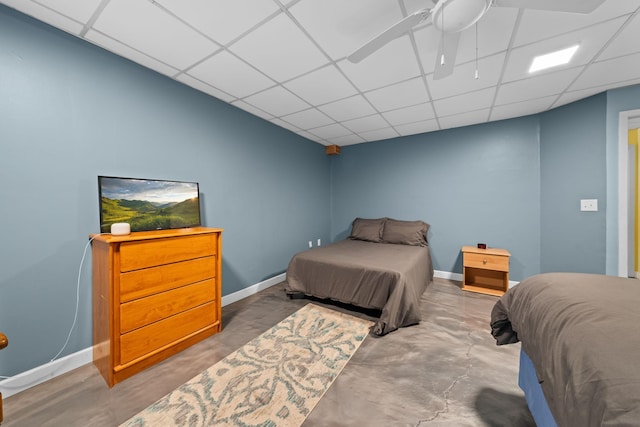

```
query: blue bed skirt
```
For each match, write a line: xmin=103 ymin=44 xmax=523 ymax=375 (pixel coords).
xmin=519 ymin=349 xmax=558 ymax=427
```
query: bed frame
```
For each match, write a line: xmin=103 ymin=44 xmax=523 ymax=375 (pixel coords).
xmin=519 ymin=350 xmax=557 ymax=427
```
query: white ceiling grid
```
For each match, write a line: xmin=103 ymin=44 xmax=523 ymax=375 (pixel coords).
xmin=2 ymin=0 xmax=640 ymax=146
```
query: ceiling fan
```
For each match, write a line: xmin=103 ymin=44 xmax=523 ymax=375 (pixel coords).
xmin=347 ymin=0 xmax=606 ymax=79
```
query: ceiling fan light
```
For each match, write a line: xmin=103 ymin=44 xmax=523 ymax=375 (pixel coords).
xmin=529 ymin=44 xmax=579 ymax=73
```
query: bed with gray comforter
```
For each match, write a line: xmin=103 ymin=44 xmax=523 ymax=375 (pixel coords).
xmin=490 ymin=272 xmax=640 ymax=426
xmin=285 ymin=218 xmax=434 ymax=336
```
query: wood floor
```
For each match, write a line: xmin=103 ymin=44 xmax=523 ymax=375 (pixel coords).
xmin=2 ymin=278 xmax=535 ymax=426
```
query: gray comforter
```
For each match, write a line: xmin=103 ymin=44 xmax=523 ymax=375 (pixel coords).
xmin=284 ymin=239 xmax=434 ymax=336
xmin=490 ymin=272 xmax=640 ymax=427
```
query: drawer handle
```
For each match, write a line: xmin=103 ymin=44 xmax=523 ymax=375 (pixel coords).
xmin=483 ymin=258 xmax=487 ymax=264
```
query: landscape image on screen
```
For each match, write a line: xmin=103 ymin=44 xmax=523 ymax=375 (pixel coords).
xmin=99 ymin=176 xmax=201 ymax=233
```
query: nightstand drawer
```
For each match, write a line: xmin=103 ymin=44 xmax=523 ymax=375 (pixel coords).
xmin=464 ymin=252 xmax=509 ymax=272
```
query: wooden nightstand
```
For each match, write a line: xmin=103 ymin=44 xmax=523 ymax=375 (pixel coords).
xmin=461 ymin=246 xmax=510 ymax=296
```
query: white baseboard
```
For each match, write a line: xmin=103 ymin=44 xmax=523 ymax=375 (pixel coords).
xmin=0 ymin=273 xmax=287 ymax=399
xmin=0 ymin=347 xmax=92 ymax=398
xmin=221 ymin=272 xmax=286 ymax=307
xmin=434 ymin=269 xmax=462 ymax=282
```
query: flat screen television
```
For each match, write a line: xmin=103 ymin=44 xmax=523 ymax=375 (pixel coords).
xmin=98 ymin=175 xmax=201 ymax=233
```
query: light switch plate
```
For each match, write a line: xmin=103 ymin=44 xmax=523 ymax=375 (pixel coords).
xmin=580 ymin=199 xmax=598 ymax=211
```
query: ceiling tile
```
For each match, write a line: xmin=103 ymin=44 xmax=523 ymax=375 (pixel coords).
xmin=439 ymin=109 xmax=491 ymax=130
xmin=552 ymin=86 xmax=606 ymax=108
xmin=337 ymin=37 xmax=421 ymax=91
xmin=242 ymin=86 xmax=310 ymax=117
xmin=85 ymin=30 xmax=180 ymax=77
xmin=231 ymin=100 xmax=274 ymax=121
xmin=365 ymin=77 xmax=429 ymax=112
xmin=395 ymin=119 xmax=440 ymax=137
xmin=36 ymin=0 xmax=102 ymax=22
xmin=187 ymin=50 xmax=274 ymax=98
xmin=403 ymin=0 xmax=428 ymax=13
xmin=155 ymin=0 xmax=279 ymax=45
xmin=308 ymin=123 xmax=352 ymax=139
xmin=359 ymin=127 xmax=400 ymax=142
xmin=382 ymin=103 xmax=435 ymax=126
xmin=342 ymin=114 xmax=389 ymax=133
xmin=455 ymin=7 xmax=519 ymax=64
xmin=281 ymin=108 xmax=335 ymax=130
xmin=598 ymin=13 xmax=640 ymax=61
xmin=327 ymin=134 xmax=366 ymax=146
xmin=495 ymin=68 xmax=582 ymax=105
xmin=414 ymin=7 xmax=517 ymax=74
xmin=296 ymin=130 xmax=324 ymax=143
xmin=570 ymin=52 xmax=640 ymax=91
xmin=555 ymin=78 xmax=640 ymax=108
xmin=289 ymin=0 xmax=404 ymax=60
xmin=269 ymin=118 xmax=301 ymax=133
xmin=317 ymin=95 xmax=376 ymax=122
xmin=92 ymin=0 xmax=219 ymax=69
xmin=490 ymin=95 xmax=557 ymax=121
xmin=284 ymin=65 xmax=357 ymax=105
xmin=434 ymin=87 xmax=496 ymax=117
xmin=230 ymin=12 xmax=328 ymax=82
xmin=427 ymin=52 xmax=505 ymax=100
xmin=175 ymin=73 xmax=236 ymax=103
xmin=502 ymin=17 xmax=627 ymax=83
xmin=513 ymin=1 xmax=640 ymax=47
xmin=2 ymin=0 xmax=84 ymax=34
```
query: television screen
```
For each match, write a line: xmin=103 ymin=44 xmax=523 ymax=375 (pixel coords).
xmin=98 ymin=176 xmax=201 ymax=233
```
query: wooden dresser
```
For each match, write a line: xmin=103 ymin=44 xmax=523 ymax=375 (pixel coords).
xmin=91 ymin=227 xmax=222 ymax=387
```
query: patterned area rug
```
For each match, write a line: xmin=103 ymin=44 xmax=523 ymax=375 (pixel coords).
xmin=121 ymin=304 xmax=373 ymax=427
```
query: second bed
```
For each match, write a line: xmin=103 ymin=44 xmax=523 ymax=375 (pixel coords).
xmin=284 ymin=218 xmax=434 ymax=336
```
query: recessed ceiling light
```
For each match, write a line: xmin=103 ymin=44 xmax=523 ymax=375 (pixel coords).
xmin=529 ymin=45 xmax=580 ymax=73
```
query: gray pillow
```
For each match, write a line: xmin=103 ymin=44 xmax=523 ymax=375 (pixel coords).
xmin=349 ymin=217 xmax=386 ymax=242
xmin=381 ymin=218 xmax=429 ymax=246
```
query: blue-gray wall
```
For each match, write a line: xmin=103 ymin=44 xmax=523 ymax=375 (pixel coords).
xmin=331 ymin=117 xmax=541 ymax=281
xmin=0 ymin=6 xmax=330 ymax=376
xmin=540 ymin=94 xmax=607 ymax=273
xmin=2 ymin=3 xmax=640 ymax=380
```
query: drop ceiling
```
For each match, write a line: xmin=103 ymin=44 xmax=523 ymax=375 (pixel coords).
xmin=3 ymin=0 xmax=640 ymax=146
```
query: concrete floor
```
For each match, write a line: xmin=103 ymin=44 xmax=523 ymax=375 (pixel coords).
xmin=2 ymin=278 xmax=535 ymax=426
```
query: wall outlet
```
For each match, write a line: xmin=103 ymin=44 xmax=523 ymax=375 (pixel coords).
xmin=580 ymin=199 xmax=598 ymax=212
xmin=308 ymin=241 xmax=313 ymax=248
xmin=317 ymin=238 xmax=321 ymax=246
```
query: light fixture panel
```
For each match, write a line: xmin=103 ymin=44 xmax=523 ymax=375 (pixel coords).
xmin=529 ymin=44 xmax=580 ymax=73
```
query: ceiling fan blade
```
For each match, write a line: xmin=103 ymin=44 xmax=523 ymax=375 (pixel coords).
xmin=493 ymin=0 xmax=605 ymax=14
xmin=433 ymin=31 xmax=460 ymax=80
xmin=348 ymin=8 xmax=431 ymax=63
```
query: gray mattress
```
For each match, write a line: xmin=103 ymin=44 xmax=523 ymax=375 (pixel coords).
xmin=284 ymin=239 xmax=434 ymax=336
xmin=490 ymin=272 xmax=640 ymax=427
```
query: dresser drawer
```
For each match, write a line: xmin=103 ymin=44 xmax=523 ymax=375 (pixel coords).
xmin=119 ymin=233 xmax=217 ymax=272
xmin=120 ymin=279 xmax=216 ymax=334
xmin=464 ymin=252 xmax=509 ymax=272
xmin=119 ymin=302 xmax=217 ymax=365
xmin=119 ymin=256 xmax=215 ymax=302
